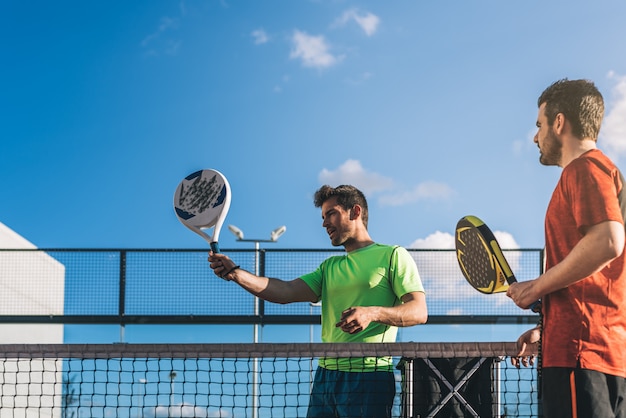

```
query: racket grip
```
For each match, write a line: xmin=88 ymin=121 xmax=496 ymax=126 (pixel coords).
xmin=210 ymin=242 xmax=220 ymax=253
xmin=528 ymin=300 xmax=542 ymax=313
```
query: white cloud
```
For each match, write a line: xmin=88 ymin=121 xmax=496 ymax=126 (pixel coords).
xmin=318 ymin=159 xmax=455 ymax=207
xmin=141 ymin=17 xmax=179 ymax=47
xmin=290 ymin=30 xmax=342 ymax=69
xmin=318 ymin=160 xmax=393 ymax=195
xmin=601 ymin=72 xmax=626 ymax=162
xmin=379 ymin=181 xmax=454 ymax=206
xmin=140 ymin=16 xmax=181 ymax=56
xmin=407 ymin=229 xmax=518 ymax=250
xmin=409 ymin=231 xmax=455 ymax=249
xmin=334 ymin=9 xmax=380 ymax=36
xmin=251 ymin=29 xmax=269 ymax=45
xmin=493 ymin=230 xmax=520 ymax=250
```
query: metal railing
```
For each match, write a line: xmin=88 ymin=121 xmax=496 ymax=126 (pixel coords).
xmin=0 ymin=248 xmax=543 ymax=326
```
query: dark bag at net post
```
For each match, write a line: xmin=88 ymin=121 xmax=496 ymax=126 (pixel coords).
xmin=399 ymin=356 xmax=496 ymax=418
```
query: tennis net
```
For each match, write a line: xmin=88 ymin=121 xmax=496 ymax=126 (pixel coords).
xmin=0 ymin=342 xmax=539 ymax=418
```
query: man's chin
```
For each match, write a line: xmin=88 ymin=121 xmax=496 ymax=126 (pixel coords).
xmin=330 ymin=238 xmax=343 ymax=247
xmin=539 ymin=155 xmax=558 ymax=166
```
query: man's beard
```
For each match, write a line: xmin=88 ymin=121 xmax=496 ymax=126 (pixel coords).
xmin=539 ymin=129 xmax=562 ymax=166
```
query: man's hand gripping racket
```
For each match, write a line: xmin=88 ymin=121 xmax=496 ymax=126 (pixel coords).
xmin=455 ymin=215 xmax=541 ymax=312
xmin=174 ymin=169 xmax=238 ymax=280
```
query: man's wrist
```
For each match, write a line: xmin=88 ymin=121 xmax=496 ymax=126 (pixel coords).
xmin=222 ymin=265 xmax=240 ymax=281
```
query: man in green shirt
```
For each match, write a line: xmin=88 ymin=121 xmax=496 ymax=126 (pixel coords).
xmin=209 ymin=184 xmax=428 ymax=417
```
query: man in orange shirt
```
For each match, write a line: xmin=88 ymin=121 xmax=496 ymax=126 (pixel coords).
xmin=507 ymin=79 xmax=626 ymax=417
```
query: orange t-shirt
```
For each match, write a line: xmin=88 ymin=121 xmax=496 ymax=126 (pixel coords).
xmin=542 ymin=149 xmax=626 ymax=377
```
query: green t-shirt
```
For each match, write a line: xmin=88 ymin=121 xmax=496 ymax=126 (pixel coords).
xmin=300 ymin=243 xmax=425 ymax=371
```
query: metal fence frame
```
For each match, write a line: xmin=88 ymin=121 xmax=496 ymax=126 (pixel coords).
xmin=0 ymin=248 xmax=544 ymax=326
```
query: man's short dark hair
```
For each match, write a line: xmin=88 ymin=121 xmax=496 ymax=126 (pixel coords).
xmin=313 ymin=185 xmax=369 ymax=228
xmin=538 ymin=78 xmax=604 ymax=141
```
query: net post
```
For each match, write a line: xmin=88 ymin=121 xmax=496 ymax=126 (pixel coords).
xmin=119 ymin=249 xmax=127 ymax=342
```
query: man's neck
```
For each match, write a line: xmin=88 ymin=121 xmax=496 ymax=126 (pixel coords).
xmin=343 ymin=237 xmax=375 ymax=253
xmin=560 ymin=138 xmax=597 ymax=168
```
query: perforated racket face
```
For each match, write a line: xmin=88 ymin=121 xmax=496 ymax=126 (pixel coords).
xmin=455 ymin=215 xmax=515 ymax=294
xmin=173 ymin=169 xmax=231 ymax=229
xmin=456 ymin=219 xmax=499 ymax=293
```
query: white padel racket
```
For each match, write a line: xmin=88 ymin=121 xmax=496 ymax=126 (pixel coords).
xmin=173 ymin=169 xmax=231 ymax=253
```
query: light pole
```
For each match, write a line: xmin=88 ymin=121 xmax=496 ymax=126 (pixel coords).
xmin=228 ymin=224 xmax=287 ymax=325
xmin=227 ymin=224 xmax=286 ymax=418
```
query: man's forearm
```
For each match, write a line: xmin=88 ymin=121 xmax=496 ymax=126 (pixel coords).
xmin=535 ymin=221 xmax=624 ymax=297
xmin=372 ymin=295 xmax=427 ymax=327
xmin=226 ymin=268 xmax=317 ymax=305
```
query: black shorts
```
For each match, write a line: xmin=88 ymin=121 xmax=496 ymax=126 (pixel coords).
xmin=542 ymin=367 xmax=626 ymax=418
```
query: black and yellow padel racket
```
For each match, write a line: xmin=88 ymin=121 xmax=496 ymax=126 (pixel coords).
xmin=455 ymin=215 xmax=540 ymax=312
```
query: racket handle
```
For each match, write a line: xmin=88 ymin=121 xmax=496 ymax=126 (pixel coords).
xmin=528 ymin=300 xmax=542 ymax=313
xmin=209 ymin=241 xmax=230 ymax=281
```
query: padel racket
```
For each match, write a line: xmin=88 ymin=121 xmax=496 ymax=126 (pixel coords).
xmin=173 ymin=169 xmax=231 ymax=254
xmin=455 ymin=215 xmax=541 ymax=312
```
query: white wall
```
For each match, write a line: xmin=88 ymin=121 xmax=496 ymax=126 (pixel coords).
xmin=0 ymin=222 xmax=65 ymax=417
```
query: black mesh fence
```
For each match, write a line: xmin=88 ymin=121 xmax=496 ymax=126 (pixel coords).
xmin=0 ymin=248 xmax=542 ymax=322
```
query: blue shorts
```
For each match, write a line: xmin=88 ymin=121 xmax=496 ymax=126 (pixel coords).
xmin=306 ymin=366 xmax=396 ymax=418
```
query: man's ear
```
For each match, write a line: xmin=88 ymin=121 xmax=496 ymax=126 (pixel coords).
xmin=553 ymin=112 xmax=566 ymax=135
xmin=350 ymin=205 xmax=361 ymax=220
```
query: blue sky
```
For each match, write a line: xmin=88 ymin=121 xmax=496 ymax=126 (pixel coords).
xmin=2 ymin=0 xmax=626 ymax=252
